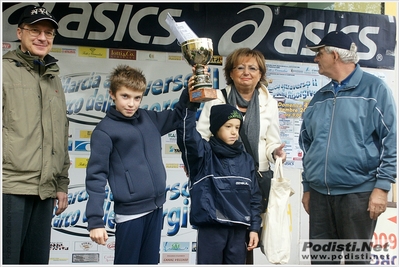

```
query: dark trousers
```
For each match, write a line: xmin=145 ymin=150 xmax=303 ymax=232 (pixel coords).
xmin=309 ymin=188 xmax=377 ymax=265
xmin=2 ymin=194 xmax=53 ymax=264
xmin=196 ymin=225 xmax=247 ymax=264
xmin=114 ymin=207 xmax=162 ymax=264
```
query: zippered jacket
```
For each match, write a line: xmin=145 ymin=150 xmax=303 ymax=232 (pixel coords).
xmin=85 ymin=101 xmax=184 ymax=231
xmin=196 ymin=84 xmax=281 ymax=172
xmin=2 ymin=48 xmax=70 ymax=199
xmin=177 ymin=90 xmax=262 ymax=232
xmin=299 ymin=64 xmax=397 ymax=195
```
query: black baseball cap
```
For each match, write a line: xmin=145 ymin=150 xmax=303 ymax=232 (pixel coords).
xmin=18 ymin=5 xmax=58 ymax=29
xmin=306 ymin=31 xmax=356 ymax=52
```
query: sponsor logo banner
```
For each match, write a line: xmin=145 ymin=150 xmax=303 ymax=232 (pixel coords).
xmin=2 ymin=3 xmax=396 ymax=69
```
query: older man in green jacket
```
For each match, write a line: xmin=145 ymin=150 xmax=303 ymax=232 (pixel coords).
xmin=2 ymin=5 xmax=70 ymax=264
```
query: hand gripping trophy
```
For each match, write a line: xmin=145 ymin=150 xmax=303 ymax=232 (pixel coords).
xmin=181 ymin=38 xmax=217 ymax=102
xmin=166 ymin=14 xmax=217 ymax=102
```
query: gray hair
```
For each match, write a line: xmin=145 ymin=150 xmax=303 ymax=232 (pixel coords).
xmin=324 ymin=45 xmax=359 ymax=64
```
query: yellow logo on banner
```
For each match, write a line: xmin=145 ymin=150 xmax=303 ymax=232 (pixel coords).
xmin=51 ymin=47 xmax=62 ymax=53
xmin=168 ymin=55 xmax=183 ymax=61
xmin=75 ymin=158 xmax=89 ymax=168
xmin=166 ymin=163 xmax=180 ymax=169
xmin=80 ymin=130 xmax=92 ymax=138
xmin=79 ymin=47 xmax=107 ymax=58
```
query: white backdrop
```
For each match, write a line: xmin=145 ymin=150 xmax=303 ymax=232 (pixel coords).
xmin=2 ymin=41 xmax=397 ymax=265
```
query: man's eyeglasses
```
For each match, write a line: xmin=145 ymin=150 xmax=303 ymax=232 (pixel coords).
xmin=233 ymin=65 xmax=259 ymax=73
xmin=20 ymin=28 xmax=56 ymax=39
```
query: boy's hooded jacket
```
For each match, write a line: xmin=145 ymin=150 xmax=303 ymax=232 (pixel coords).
xmin=176 ymin=90 xmax=262 ymax=232
xmin=85 ymin=100 xmax=184 ymax=231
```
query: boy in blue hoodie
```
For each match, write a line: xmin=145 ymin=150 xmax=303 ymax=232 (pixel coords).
xmin=176 ymin=93 xmax=262 ymax=264
xmin=85 ymin=65 xmax=185 ymax=264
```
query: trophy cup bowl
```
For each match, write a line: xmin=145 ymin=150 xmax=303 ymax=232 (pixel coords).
xmin=181 ymin=38 xmax=217 ymax=102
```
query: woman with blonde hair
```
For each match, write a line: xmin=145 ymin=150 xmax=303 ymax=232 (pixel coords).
xmin=192 ymin=47 xmax=286 ymax=263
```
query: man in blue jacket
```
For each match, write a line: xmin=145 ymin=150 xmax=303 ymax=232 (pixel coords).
xmin=299 ymin=31 xmax=396 ymax=264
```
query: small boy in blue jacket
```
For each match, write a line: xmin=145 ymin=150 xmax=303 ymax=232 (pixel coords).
xmin=85 ymin=65 xmax=186 ymax=264
xmin=176 ymin=90 xmax=262 ymax=264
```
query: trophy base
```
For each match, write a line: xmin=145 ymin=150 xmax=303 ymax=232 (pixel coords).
xmin=189 ymin=88 xmax=217 ymax=102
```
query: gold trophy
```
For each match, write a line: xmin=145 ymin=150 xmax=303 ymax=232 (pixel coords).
xmin=181 ymin=38 xmax=217 ymax=102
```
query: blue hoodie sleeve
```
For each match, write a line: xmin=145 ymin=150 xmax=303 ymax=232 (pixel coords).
xmin=85 ymin=128 xmax=112 ymax=230
xmin=175 ymin=89 xmax=206 ymax=179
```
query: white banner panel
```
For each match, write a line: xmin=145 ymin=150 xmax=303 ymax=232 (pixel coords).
xmin=2 ymin=41 xmax=396 ymax=265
